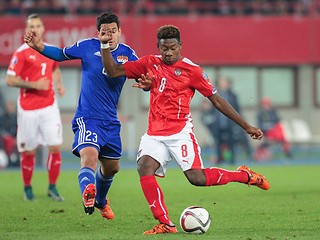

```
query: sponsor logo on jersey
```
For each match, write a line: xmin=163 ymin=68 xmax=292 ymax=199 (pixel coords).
xmin=29 ymin=55 xmax=36 ymax=60
xmin=175 ymin=68 xmax=182 ymax=76
xmin=153 ymin=64 xmax=159 ymax=70
xmin=117 ymin=55 xmax=129 ymax=63
xmin=94 ymin=51 xmax=101 ymax=57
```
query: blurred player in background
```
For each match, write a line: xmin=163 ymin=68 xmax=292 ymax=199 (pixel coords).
xmin=201 ymin=76 xmax=252 ymax=164
xmin=99 ymin=24 xmax=270 ymax=234
xmin=6 ymin=14 xmax=65 ymax=202
xmin=24 ymin=12 xmax=138 ymax=219
xmin=255 ymin=96 xmax=291 ymax=160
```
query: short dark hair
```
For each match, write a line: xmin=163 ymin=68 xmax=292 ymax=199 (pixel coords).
xmin=96 ymin=12 xmax=120 ymax=31
xmin=157 ymin=25 xmax=180 ymax=43
xmin=26 ymin=13 xmax=41 ymax=23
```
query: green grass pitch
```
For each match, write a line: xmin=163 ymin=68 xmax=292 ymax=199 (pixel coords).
xmin=1 ymin=165 xmax=320 ymax=240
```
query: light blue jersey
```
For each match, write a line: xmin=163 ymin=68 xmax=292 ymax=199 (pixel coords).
xmin=63 ymin=38 xmax=138 ymax=121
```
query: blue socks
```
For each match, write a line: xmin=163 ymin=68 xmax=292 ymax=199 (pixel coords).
xmin=95 ymin=167 xmax=114 ymax=207
xmin=78 ymin=167 xmax=95 ymax=194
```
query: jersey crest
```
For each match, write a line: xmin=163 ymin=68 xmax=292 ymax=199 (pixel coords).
xmin=117 ymin=55 xmax=129 ymax=63
xmin=175 ymin=68 xmax=182 ymax=76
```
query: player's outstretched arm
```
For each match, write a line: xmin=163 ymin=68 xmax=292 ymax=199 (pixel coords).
xmin=24 ymin=30 xmax=67 ymax=62
xmin=208 ymin=94 xmax=263 ymax=140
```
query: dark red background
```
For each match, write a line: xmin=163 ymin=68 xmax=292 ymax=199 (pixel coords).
xmin=0 ymin=15 xmax=319 ymax=66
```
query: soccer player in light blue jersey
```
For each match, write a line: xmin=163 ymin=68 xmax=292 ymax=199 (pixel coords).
xmin=24 ymin=12 xmax=139 ymax=219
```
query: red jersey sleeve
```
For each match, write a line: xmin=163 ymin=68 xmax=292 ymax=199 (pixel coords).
xmin=123 ymin=56 xmax=149 ymax=79
xmin=7 ymin=44 xmax=57 ymax=110
xmin=191 ymin=67 xmax=217 ymax=97
xmin=8 ymin=50 xmax=25 ymax=76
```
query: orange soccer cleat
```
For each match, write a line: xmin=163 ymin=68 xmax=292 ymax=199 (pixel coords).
xmin=82 ymin=183 xmax=96 ymax=215
xmin=95 ymin=198 xmax=114 ymax=220
xmin=237 ymin=165 xmax=270 ymax=190
xmin=143 ymin=223 xmax=178 ymax=235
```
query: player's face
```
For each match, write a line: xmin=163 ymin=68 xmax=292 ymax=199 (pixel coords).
xmin=158 ymin=38 xmax=182 ymax=65
xmin=26 ymin=18 xmax=45 ymax=40
xmin=98 ymin=23 xmax=121 ymax=50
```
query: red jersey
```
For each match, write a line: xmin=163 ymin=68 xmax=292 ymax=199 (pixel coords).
xmin=7 ymin=43 xmax=58 ymax=110
xmin=124 ymin=55 xmax=216 ymax=136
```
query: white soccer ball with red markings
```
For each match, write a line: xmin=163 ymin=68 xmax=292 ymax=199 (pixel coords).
xmin=180 ymin=206 xmax=211 ymax=234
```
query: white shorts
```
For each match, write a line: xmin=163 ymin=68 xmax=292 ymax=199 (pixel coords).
xmin=136 ymin=122 xmax=204 ymax=177
xmin=17 ymin=100 xmax=63 ymax=152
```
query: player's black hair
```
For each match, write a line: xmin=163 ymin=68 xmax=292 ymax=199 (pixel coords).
xmin=157 ymin=25 xmax=180 ymax=43
xmin=96 ymin=12 xmax=120 ymax=31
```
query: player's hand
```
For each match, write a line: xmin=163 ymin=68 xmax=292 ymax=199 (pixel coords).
xmin=24 ymin=30 xmax=43 ymax=51
xmin=33 ymin=77 xmax=50 ymax=90
xmin=56 ymin=84 xmax=65 ymax=97
xmin=98 ymin=28 xmax=113 ymax=44
xmin=132 ymin=73 xmax=154 ymax=91
xmin=246 ymin=126 xmax=263 ymax=140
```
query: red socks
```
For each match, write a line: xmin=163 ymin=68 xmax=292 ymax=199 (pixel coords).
xmin=21 ymin=152 xmax=61 ymax=186
xmin=204 ymin=167 xmax=249 ymax=186
xmin=140 ymin=175 xmax=171 ymax=225
xmin=139 ymin=169 xmax=248 ymax=225
xmin=47 ymin=152 xmax=61 ymax=185
xmin=21 ymin=152 xmax=35 ymax=186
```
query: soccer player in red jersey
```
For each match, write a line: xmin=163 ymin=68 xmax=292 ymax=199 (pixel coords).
xmin=99 ymin=25 xmax=270 ymax=234
xmin=6 ymin=14 xmax=65 ymax=201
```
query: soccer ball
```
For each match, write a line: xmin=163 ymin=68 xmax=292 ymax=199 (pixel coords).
xmin=179 ymin=206 xmax=211 ymax=234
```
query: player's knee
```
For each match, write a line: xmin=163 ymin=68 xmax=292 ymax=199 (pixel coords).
xmin=109 ymin=165 xmax=120 ymax=175
xmin=48 ymin=145 xmax=60 ymax=153
xmin=137 ymin=156 xmax=158 ymax=176
xmin=99 ymin=159 xmax=120 ymax=176
xmin=184 ymin=170 xmax=206 ymax=186
xmin=102 ymin=166 xmax=119 ymax=176
xmin=24 ymin=150 xmax=36 ymax=156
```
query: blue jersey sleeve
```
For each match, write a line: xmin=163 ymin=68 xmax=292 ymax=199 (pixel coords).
xmin=42 ymin=45 xmax=68 ymax=61
xmin=129 ymin=49 xmax=139 ymax=61
xmin=63 ymin=38 xmax=91 ymax=59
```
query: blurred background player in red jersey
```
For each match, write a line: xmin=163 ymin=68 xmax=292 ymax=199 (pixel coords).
xmin=255 ymin=96 xmax=291 ymax=160
xmin=6 ymin=14 xmax=65 ymax=201
xmin=98 ymin=24 xmax=270 ymax=234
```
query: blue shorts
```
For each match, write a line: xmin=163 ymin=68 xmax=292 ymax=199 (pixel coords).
xmin=72 ymin=117 xmax=122 ymax=159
